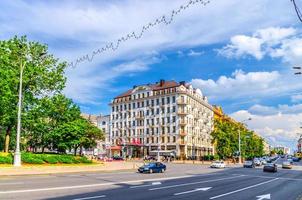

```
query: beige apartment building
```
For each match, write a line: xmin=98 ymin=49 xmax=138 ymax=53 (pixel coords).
xmin=109 ymin=80 xmax=214 ymax=159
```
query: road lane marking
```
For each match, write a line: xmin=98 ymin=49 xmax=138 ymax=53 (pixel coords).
xmin=130 ymin=182 xmax=162 ymax=188
xmin=149 ymin=175 xmax=245 ymax=191
xmin=256 ymin=194 xmax=271 ymax=200
xmin=0 ymin=173 xmax=222 ymax=194
xmin=209 ymin=178 xmax=279 ymax=199
xmin=174 ymin=187 xmax=211 ymax=196
xmin=0 ymin=182 xmax=24 ymax=186
xmin=73 ymin=195 xmax=106 ymax=200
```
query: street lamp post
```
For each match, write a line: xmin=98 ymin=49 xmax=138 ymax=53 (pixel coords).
xmin=238 ymin=118 xmax=252 ymax=164
xmin=13 ymin=52 xmax=46 ymax=167
xmin=13 ymin=60 xmax=26 ymax=167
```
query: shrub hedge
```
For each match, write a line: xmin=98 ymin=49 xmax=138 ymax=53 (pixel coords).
xmin=0 ymin=152 xmax=92 ymax=164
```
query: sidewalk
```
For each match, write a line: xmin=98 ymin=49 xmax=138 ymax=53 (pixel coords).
xmin=0 ymin=161 xmax=142 ymax=176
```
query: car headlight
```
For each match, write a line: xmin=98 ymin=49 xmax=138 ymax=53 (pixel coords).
xmin=144 ymin=168 xmax=149 ymax=170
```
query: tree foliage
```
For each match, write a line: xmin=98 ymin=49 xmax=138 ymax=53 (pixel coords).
xmin=0 ymin=36 xmax=104 ymax=154
xmin=212 ymin=118 xmax=264 ymax=160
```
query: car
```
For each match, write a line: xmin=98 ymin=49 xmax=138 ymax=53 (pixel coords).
xmin=261 ymin=159 xmax=267 ymax=165
xmin=138 ymin=162 xmax=166 ymax=173
xmin=287 ymin=158 xmax=294 ymax=164
xmin=254 ymin=159 xmax=261 ymax=166
xmin=112 ymin=156 xmax=124 ymax=161
xmin=282 ymin=161 xmax=292 ymax=169
xmin=263 ymin=163 xmax=277 ymax=172
xmin=243 ymin=160 xmax=255 ymax=168
xmin=281 ymin=155 xmax=285 ymax=158
xmin=210 ymin=161 xmax=225 ymax=168
xmin=292 ymin=157 xmax=300 ymax=162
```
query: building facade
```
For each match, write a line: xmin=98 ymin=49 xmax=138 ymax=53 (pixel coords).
xmin=298 ymin=135 xmax=302 ymax=153
xmin=109 ymin=80 xmax=214 ymax=159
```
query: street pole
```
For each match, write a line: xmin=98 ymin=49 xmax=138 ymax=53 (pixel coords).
xmin=14 ymin=61 xmax=26 ymax=167
xmin=238 ymin=128 xmax=241 ymax=164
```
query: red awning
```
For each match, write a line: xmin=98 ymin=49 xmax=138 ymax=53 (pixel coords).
xmin=109 ymin=146 xmax=122 ymax=150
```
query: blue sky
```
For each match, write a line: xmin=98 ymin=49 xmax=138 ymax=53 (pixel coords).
xmin=1 ymin=0 xmax=302 ymax=150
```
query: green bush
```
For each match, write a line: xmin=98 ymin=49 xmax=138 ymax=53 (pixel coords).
xmin=56 ymin=155 xmax=76 ymax=164
xmin=0 ymin=155 xmax=13 ymax=164
xmin=0 ymin=152 xmax=93 ymax=165
xmin=21 ymin=153 xmax=44 ymax=164
xmin=77 ymin=156 xmax=92 ymax=163
xmin=42 ymin=156 xmax=59 ymax=164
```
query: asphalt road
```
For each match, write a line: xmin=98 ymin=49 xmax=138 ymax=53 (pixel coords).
xmin=0 ymin=160 xmax=302 ymax=200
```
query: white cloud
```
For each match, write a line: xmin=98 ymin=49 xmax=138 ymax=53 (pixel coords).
xmin=218 ymin=27 xmax=302 ymax=66
xmin=230 ymin=109 xmax=301 ymax=150
xmin=191 ymin=69 xmax=302 ymax=102
xmin=218 ymin=35 xmax=263 ymax=59
xmin=0 ymin=0 xmax=297 ymax=106
xmin=291 ymin=94 xmax=302 ymax=103
xmin=248 ymin=104 xmax=302 ymax=116
xmin=187 ymin=49 xmax=204 ymax=57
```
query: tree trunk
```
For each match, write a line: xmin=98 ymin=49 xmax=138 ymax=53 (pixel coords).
xmin=4 ymin=127 xmax=11 ymax=153
xmin=74 ymin=146 xmax=78 ymax=156
xmin=79 ymin=146 xmax=83 ymax=156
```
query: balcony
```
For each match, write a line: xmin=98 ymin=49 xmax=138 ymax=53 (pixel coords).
xmin=179 ymin=120 xmax=187 ymax=126
xmin=177 ymin=110 xmax=188 ymax=115
xmin=177 ymin=100 xmax=188 ymax=105
xmin=135 ymin=115 xmax=145 ymax=120
xmin=179 ymin=131 xmax=187 ymax=136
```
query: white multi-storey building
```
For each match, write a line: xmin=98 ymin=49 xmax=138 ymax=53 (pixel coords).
xmin=109 ymin=80 xmax=214 ymax=159
xmin=298 ymin=135 xmax=302 ymax=153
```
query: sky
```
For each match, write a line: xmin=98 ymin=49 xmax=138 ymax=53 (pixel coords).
xmin=1 ymin=0 xmax=302 ymax=151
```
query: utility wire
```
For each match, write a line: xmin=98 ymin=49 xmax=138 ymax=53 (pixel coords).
xmin=68 ymin=0 xmax=211 ymax=68
xmin=292 ymin=0 xmax=302 ymax=22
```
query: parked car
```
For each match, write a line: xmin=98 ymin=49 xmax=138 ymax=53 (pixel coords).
xmin=287 ymin=158 xmax=294 ymax=164
xmin=112 ymin=156 xmax=124 ymax=161
xmin=243 ymin=160 xmax=255 ymax=168
xmin=254 ymin=159 xmax=261 ymax=166
xmin=143 ymin=156 xmax=156 ymax=161
xmin=263 ymin=163 xmax=277 ymax=172
xmin=138 ymin=162 xmax=166 ymax=173
xmin=292 ymin=157 xmax=300 ymax=162
xmin=210 ymin=161 xmax=225 ymax=168
xmin=282 ymin=161 xmax=292 ymax=169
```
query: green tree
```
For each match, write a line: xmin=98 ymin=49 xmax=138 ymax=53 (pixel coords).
xmin=49 ymin=118 xmax=103 ymax=155
xmin=24 ymin=94 xmax=81 ymax=152
xmin=0 ymin=36 xmax=66 ymax=152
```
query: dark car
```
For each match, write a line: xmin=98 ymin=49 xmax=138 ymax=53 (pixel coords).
xmin=112 ymin=156 xmax=124 ymax=160
xmin=243 ymin=160 xmax=255 ymax=168
xmin=292 ymin=157 xmax=300 ymax=162
xmin=138 ymin=162 xmax=166 ymax=173
xmin=263 ymin=163 xmax=277 ymax=172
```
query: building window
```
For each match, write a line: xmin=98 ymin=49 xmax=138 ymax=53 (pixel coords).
xmin=156 ymin=98 xmax=159 ymax=105
xmin=167 ymin=107 xmax=170 ymax=113
xmin=172 ymin=116 xmax=176 ymax=123
xmin=133 ymin=103 xmax=136 ymax=109
xmin=167 ymin=97 xmax=170 ymax=104
xmin=173 ymin=126 xmax=176 ymax=133
xmin=172 ymin=96 xmax=176 ymax=103
xmin=172 ymin=106 xmax=176 ymax=112
xmin=151 ymin=100 xmax=154 ymax=106
xmin=162 ymin=98 xmax=165 ymax=105
xmin=112 ymin=107 xmax=115 ymax=112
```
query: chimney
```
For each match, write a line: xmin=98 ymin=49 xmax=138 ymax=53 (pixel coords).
xmin=160 ymin=79 xmax=165 ymax=86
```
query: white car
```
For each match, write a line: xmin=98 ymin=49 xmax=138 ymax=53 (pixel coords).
xmin=210 ymin=161 xmax=225 ymax=168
